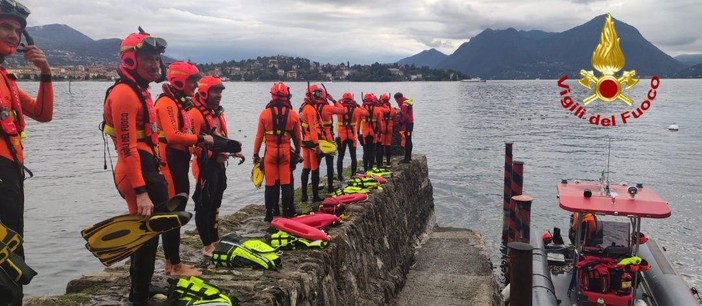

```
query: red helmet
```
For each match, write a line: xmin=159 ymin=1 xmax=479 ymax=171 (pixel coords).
xmin=363 ymin=93 xmax=378 ymax=104
xmin=167 ymin=61 xmax=201 ymax=92
xmin=542 ymin=232 xmax=552 ymax=244
xmin=119 ymin=27 xmax=167 ymax=82
xmin=0 ymin=0 xmax=30 ymax=29
xmin=197 ymin=76 xmax=225 ymax=100
xmin=379 ymin=93 xmax=390 ymax=102
xmin=342 ymin=92 xmax=354 ymax=101
xmin=270 ymin=82 xmax=291 ymax=100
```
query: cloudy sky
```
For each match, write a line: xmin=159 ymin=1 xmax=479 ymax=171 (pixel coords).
xmin=23 ymin=0 xmax=702 ymax=64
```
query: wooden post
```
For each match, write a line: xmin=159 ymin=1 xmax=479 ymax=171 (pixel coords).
xmin=502 ymin=143 xmax=513 ymax=245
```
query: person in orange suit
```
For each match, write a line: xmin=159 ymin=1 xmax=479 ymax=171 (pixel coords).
xmin=101 ymin=28 xmax=168 ymax=305
xmin=376 ymin=93 xmax=396 ymax=167
xmin=335 ymin=92 xmax=368 ymax=180
xmin=253 ymin=82 xmax=302 ymax=220
xmin=359 ymin=93 xmax=388 ymax=172
xmin=313 ymin=87 xmax=345 ymax=192
xmin=298 ymin=84 xmax=323 ymax=202
xmin=154 ymin=61 xmax=210 ymax=276
xmin=0 ymin=2 xmax=53 ymax=303
xmin=190 ymin=75 xmax=241 ymax=255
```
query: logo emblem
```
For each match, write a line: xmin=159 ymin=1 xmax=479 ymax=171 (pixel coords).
xmin=578 ymin=14 xmax=638 ymax=106
xmin=556 ymin=13 xmax=660 ymax=127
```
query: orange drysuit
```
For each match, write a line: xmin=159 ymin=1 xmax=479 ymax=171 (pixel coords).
xmin=376 ymin=103 xmax=396 ymax=146
xmin=335 ymin=101 xmax=368 ymax=147
xmin=253 ymin=104 xmax=301 ymax=186
xmin=299 ymin=100 xmax=320 ymax=170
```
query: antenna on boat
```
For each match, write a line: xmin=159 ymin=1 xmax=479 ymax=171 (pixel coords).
xmin=604 ymin=137 xmax=612 ymax=196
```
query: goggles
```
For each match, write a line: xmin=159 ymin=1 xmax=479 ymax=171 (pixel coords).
xmin=311 ymin=90 xmax=324 ymax=99
xmin=141 ymin=36 xmax=167 ymax=53
xmin=0 ymin=0 xmax=30 ymax=18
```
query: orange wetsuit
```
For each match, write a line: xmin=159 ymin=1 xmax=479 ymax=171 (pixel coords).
xmin=0 ymin=68 xmax=53 ymax=256
xmin=103 ymin=81 xmax=166 ymax=214
xmin=155 ymin=91 xmax=199 ymax=198
xmin=299 ymin=100 xmax=320 ymax=171
xmin=0 ymin=69 xmax=53 ymax=164
xmin=314 ymin=102 xmax=345 ymax=141
xmin=253 ymin=104 xmax=301 ymax=186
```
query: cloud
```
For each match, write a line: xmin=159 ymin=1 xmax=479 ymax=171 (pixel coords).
xmin=20 ymin=0 xmax=702 ymax=63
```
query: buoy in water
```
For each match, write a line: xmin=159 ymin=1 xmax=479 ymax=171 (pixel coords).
xmin=668 ymin=124 xmax=679 ymax=131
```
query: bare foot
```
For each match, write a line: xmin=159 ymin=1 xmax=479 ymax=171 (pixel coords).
xmin=202 ymin=244 xmax=215 ymax=257
xmin=169 ymin=263 xmax=202 ymax=277
xmin=164 ymin=260 xmax=173 ymax=274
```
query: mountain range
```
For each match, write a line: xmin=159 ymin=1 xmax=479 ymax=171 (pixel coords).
xmin=3 ymin=21 xmax=700 ymax=80
xmin=5 ymin=24 xmax=174 ymax=67
xmin=398 ymin=15 xmax=699 ymax=79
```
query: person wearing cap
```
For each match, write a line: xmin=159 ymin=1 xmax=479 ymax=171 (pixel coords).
xmin=253 ymin=82 xmax=302 ymax=220
xmin=101 ymin=27 xmax=168 ymax=304
xmin=189 ymin=76 xmax=241 ymax=255
xmin=0 ymin=0 xmax=53 ymax=303
xmin=154 ymin=61 xmax=211 ymax=276
xmin=394 ymin=92 xmax=414 ymax=163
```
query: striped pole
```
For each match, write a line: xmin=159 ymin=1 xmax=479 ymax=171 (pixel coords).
xmin=513 ymin=195 xmax=533 ymax=243
xmin=502 ymin=143 xmax=513 ymax=245
xmin=509 ymin=161 xmax=524 ymax=243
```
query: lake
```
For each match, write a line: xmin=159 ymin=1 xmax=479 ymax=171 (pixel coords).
xmin=17 ymin=79 xmax=702 ymax=297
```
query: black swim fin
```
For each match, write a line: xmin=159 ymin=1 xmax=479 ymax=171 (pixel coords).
xmin=210 ymin=133 xmax=242 ymax=154
xmin=81 ymin=212 xmax=192 ymax=266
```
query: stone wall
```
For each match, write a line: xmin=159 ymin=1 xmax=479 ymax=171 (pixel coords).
xmin=27 ymin=155 xmax=435 ymax=305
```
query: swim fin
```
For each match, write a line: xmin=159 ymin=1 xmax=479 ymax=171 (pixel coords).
xmin=0 ymin=250 xmax=37 ymax=285
xmin=319 ymin=140 xmax=337 ymax=155
xmin=211 ymin=133 xmax=242 ymax=154
xmin=81 ymin=211 xmax=192 ymax=266
xmin=0 ymin=223 xmax=22 ymax=265
xmin=251 ymin=162 xmax=264 ymax=190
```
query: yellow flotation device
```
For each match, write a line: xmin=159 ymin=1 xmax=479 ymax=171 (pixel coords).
xmin=251 ymin=162 xmax=264 ymax=189
xmin=319 ymin=139 xmax=337 ymax=155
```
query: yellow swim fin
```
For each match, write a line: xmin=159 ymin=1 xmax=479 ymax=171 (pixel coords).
xmin=319 ymin=140 xmax=337 ymax=155
xmin=251 ymin=162 xmax=264 ymax=189
xmin=81 ymin=211 xmax=192 ymax=266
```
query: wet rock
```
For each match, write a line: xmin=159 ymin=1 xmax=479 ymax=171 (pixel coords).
xmin=28 ymin=156 xmax=439 ymax=305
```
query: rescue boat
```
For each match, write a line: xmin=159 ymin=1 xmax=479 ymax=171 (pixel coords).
xmin=524 ymin=180 xmax=700 ymax=306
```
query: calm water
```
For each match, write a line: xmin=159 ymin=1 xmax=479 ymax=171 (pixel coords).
xmin=17 ymin=79 xmax=702 ymax=297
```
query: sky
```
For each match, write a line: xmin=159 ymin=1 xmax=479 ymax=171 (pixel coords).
xmin=23 ymin=0 xmax=702 ymax=64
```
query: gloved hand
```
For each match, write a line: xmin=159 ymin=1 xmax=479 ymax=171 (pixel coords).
xmin=253 ymin=154 xmax=261 ymax=164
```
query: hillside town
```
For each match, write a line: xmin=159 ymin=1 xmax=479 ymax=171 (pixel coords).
xmin=7 ymin=55 xmax=467 ymax=82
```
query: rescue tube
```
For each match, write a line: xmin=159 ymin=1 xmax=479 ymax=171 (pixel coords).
xmin=352 ymin=173 xmax=387 ymax=184
xmin=323 ymin=193 xmax=369 ymax=205
xmin=271 ymin=218 xmax=330 ymax=242
xmin=293 ymin=213 xmax=340 ymax=229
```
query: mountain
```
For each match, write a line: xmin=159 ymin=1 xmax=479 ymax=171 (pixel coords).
xmin=676 ymin=63 xmax=702 ymax=78
xmin=6 ymin=24 xmax=174 ymax=66
xmin=431 ymin=15 xmax=685 ymax=79
xmin=674 ymin=54 xmax=702 ymax=66
xmin=397 ymin=48 xmax=448 ymax=68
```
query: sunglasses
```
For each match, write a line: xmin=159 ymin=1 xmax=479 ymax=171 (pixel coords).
xmin=1 ymin=0 xmax=30 ymax=18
